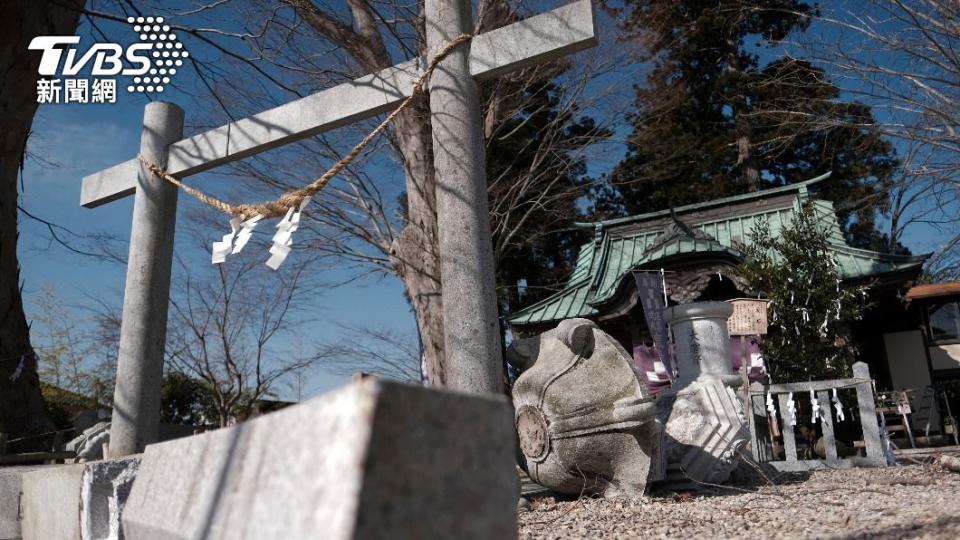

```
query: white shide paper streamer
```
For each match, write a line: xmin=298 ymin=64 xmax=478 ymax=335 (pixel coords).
xmin=266 ymin=196 xmax=311 ymax=270
xmin=810 ymin=388 xmax=820 ymax=423
xmin=211 ymin=217 xmax=241 ymax=264
xmin=832 ymin=387 xmax=845 ymax=422
xmin=786 ymin=392 xmax=797 ymax=426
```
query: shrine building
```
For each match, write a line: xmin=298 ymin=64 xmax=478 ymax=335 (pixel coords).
xmin=508 ymin=174 xmax=932 ymax=399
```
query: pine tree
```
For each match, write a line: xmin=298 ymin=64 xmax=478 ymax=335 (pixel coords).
xmin=738 ymin=204 xmax=868 ymax=382
xmin=601 ymin=0 xmax=898 ymax=247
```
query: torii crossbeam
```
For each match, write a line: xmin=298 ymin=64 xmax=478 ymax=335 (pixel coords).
xmin=82 ymin=0 xmax=597 ymax=207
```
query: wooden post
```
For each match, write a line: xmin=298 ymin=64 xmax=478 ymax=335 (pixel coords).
xmin=49 ymin=431 xmax=65 ymax=464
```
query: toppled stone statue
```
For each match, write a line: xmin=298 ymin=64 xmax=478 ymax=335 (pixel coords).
xmin=508 ymin=318 xmax=659 ymax=497
xmin=67 ymin=421 xmax=111 ymax=463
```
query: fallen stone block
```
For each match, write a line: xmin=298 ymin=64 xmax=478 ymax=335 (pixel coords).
xmin=122 ymin=379 xmax=519 ymax=539
xmin=20 ymin=457 xmax=140 ymax=540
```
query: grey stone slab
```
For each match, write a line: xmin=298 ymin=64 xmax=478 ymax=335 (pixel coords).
xmin=777 ymin=393 xmax=799 ymax=462
xmin=817 ymin=390 xmax=840 ymax=462
xmin=21 ymin=464 xmax=83 ymax=540
xmin=468 ymin=0 xmax=596 ymax=79
xmin=659 ymin=302 xmax=748 ymax=487
xmin=766 ymin=456 xmax=887 ymax=472
xmin=19 ymin=458 xmax=140 ymax=540
xmin=80 ymin=0 xmax=598 ymax=208
xmin=664 ymin=302 xmax=739 ymax=389
xmin=755 ymin=377 xmax=866 ymax=394
xmin=122 ymin=379 xmax=518 ymax=540
xmin=0 ymin=466 xmax=44 ymax=540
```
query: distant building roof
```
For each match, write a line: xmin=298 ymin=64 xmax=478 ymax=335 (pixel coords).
xmin=906 ymin=281 xmax=960 ymax=301
xmin=510 ymin=174 xmax=929 ymax=326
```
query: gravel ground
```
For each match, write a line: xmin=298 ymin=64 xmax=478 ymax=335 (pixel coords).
xmin=519 ymin=464 xmax=960 ymax=539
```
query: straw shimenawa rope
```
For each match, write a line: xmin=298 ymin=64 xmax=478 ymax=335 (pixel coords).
xmin=139 ymin=33 xmax=473 ymax=221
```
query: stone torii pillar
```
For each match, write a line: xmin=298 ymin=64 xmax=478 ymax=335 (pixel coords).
xmin=109 ymin=102 xmax=183 ymax=456
xmin=426 ymin=0 xmax=500 ymax=393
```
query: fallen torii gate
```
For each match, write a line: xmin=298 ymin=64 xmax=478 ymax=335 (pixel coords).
xmin=83 ymin=0 xmax=597 ymax=457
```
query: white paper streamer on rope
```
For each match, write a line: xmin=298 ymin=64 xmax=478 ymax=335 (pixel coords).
xmin=232 ymin=214 xmax=263 ymax=255
xmin=786 ymin=392 xmax=797 ymax=426
xmin=810 ymin=388 xmax=821 ymax=423
xmin=266 ymin=196 xmax=311 ymax=270
xmin=8 ymin=355 xmax=24 ymax=382
xmin=211 ymin=217 xmax=242 ymax=264
xmin=766 ymin=392 xmax=776 ymax=416
xmin=832 ymin=387 xmax=845 ymax=422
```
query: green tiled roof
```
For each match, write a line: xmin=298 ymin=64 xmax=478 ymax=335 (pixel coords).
xmin=510 ymin=175 xmax=930 ymax=326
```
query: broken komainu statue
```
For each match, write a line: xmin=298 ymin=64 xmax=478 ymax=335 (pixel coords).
xmin=508 ymin=318 xmax=659 ymax=497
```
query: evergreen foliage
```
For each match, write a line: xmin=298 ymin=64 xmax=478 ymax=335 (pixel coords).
xmin=738 ymin=204 xmax=869 ymax=382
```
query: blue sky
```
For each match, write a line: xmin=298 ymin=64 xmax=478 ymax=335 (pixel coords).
xmin=17 ymin=1 xmax=956 ymax=402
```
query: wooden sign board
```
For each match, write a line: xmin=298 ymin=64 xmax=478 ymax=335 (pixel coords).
xmin=727 ymin=298 xmax=769 ymax=336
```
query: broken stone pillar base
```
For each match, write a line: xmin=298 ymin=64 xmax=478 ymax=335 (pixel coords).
xmin=660 ymin=302 xmax=748 ymax=487
xmin=657 ymin=380 xmax=748 ymax=486
xmin=20 ymin=457 xmax=140 ymax=540
xmin=123 ymin=379 xmax=519 ymax=539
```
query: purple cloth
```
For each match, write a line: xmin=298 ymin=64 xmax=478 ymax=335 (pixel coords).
xmin=729 ymin=335 xmax=769 ymax=385
xmin=633 ymin=342 xmax=672 ymax=394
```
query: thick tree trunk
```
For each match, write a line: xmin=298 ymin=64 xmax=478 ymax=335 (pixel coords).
xmin=0 ymin=0 xmax=84 ymax=448
xmin=388 ymin=102 xmax=446 ymax=385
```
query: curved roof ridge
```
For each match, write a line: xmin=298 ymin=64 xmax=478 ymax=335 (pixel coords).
xmin=572 ymin=172 xmax=832 ymax=230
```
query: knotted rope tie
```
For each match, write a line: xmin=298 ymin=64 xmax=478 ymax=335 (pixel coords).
xmin=139 ymin=33 xmax=474 ymax=221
